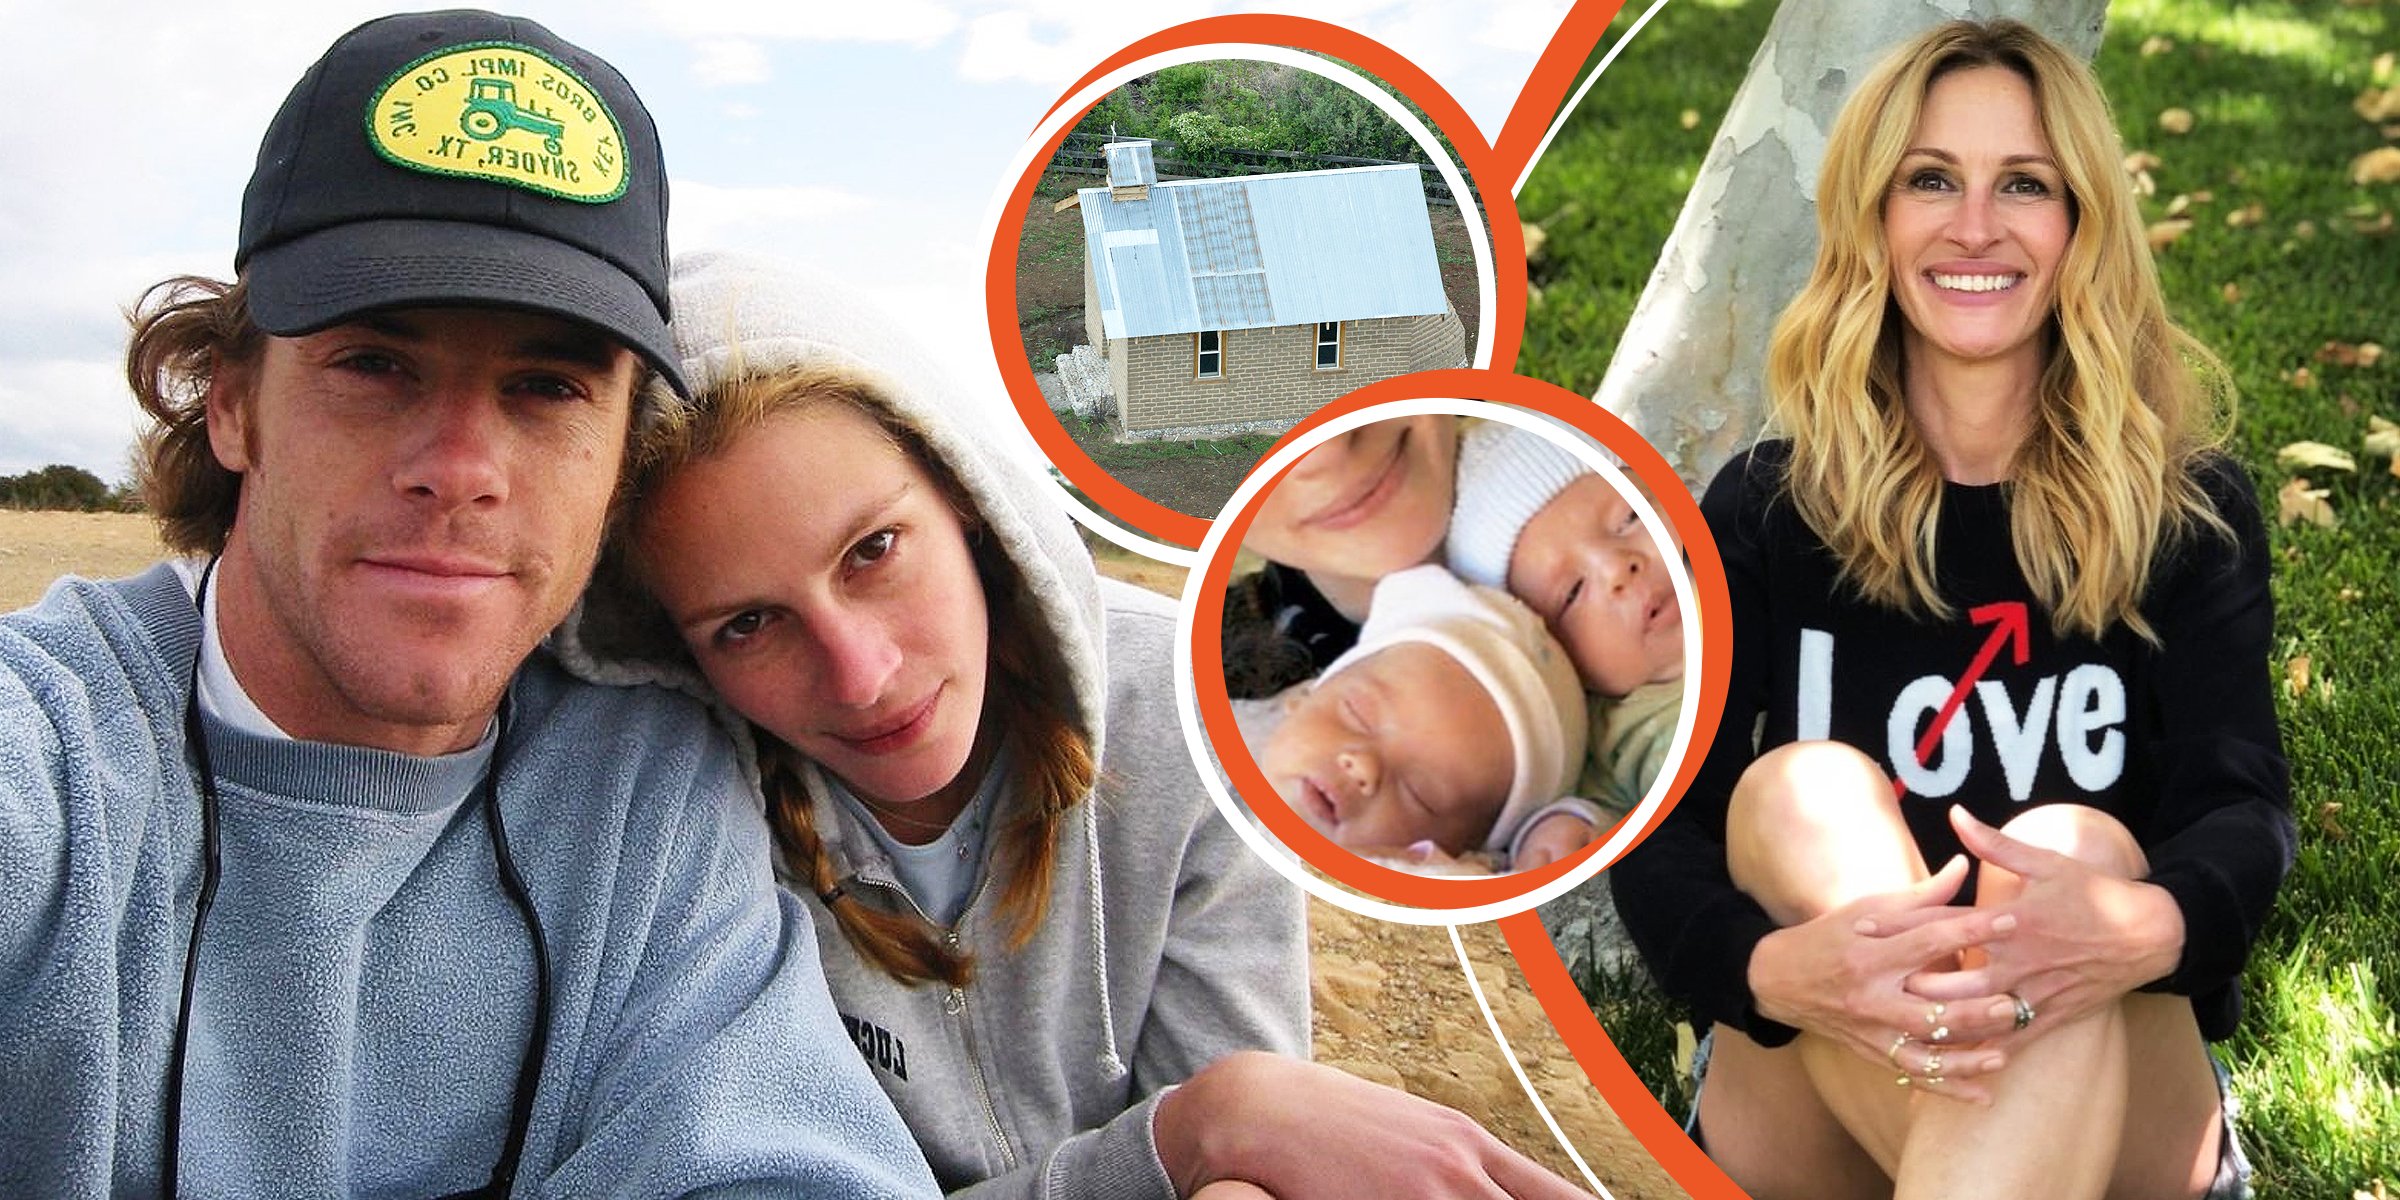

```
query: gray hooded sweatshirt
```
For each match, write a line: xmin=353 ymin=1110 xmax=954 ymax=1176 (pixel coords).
xmin=557 ymin=252 xmax=1310 ymax=1200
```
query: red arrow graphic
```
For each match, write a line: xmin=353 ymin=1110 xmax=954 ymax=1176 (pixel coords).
xmin=1892 ymin=601 xmax=2031 ymax=799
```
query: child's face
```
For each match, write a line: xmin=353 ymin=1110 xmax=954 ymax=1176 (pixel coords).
xmin=1508 ymin=475 xmax=1685 ymax=697
xmin=1259 ymin=642 xmax=1513 ymax=855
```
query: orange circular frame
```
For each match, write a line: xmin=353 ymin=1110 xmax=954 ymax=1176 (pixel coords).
xmin=1188 ymin=369 xmax=1730 ymax=911
xmin=984 ymin=16 xmax=1527 ymax=550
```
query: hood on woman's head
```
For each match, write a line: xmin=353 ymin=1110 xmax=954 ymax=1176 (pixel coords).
xmin=552 ymin=251 xmax=1107 ymax=754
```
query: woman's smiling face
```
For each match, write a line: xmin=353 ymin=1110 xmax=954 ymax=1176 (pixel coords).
xmin=1242 ymin=416 xmax=1458 ymax=588
xmin=1882 ymin=65 xmax=2073 ymax=376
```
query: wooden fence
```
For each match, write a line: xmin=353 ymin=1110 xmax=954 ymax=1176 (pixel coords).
xmin=1047 ymin=133 xmax=1476 ymax=207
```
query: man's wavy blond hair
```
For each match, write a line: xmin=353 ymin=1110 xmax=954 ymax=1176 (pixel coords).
xmin=1765 ymin=18 xmax=2234 ymax=643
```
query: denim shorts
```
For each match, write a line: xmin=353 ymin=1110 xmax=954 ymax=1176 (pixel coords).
xmin=1682 ymin=1029 xmax=2254 ymax=1199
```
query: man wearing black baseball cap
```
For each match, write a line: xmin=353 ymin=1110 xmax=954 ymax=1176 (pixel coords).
xmin=0 ymin=11 xmax=938 ymax=1197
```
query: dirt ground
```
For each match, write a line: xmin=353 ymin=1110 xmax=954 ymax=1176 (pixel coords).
xmin=0 ymin=511 xmax=1682 ymax=1200
xmin=1013 ymin=172 xmax=1488 ymax=525
xmin=1056 ymin=414 xmax=1277 ymax=521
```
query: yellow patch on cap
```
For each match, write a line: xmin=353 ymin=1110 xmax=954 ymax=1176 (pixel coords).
xmin=367 ymin=41 xmax=628 ymax=203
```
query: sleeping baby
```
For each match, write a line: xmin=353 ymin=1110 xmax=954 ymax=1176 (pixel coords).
xmin=1254 ymin=564 xmax=1597 ymax=872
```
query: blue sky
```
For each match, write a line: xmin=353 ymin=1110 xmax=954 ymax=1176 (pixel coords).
xmin=0 ymin=0 xmax=1568 ymax=485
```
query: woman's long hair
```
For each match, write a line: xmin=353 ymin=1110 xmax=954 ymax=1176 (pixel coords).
xmin=1766 ymin=18 xmax=2233 ymax=643
xmin=621 ymin=366 xmax=1097 ymax=987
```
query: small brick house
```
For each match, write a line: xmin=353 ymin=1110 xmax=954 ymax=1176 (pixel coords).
xmin=1072 ymin=140 xmax=1466 ymax=433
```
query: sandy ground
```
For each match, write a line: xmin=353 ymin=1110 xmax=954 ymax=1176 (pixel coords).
xmin=0 ymin=510 xmax=1682 ymax=1200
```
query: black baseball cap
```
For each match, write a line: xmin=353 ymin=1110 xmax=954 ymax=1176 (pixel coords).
xmin=236 ymin=9 xmax=686 ymax=396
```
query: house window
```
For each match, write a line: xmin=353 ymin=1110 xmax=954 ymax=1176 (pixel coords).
xmin=1196 ymin=330 xmax=1222 ymax=379
xmin=1314 ymin=322 xmax=1342 ymax=369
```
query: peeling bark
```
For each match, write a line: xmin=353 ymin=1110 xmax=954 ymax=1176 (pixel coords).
xmin=1595 ymin=0 xmax=2108 ymax=494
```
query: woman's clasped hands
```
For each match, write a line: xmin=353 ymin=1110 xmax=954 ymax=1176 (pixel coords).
xmin=1746 ymin=853 xmax=2023 ymax=1103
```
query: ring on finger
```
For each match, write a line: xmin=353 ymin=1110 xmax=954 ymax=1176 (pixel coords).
xmin=1925 ymin=1002 xmax=1945 ymax=1029
xmin=1922 ymin=1050 xmax=1945 ymax=1079
xmin=2010 ymin=991 xmax=2036 ymax=1031
xmin=1893 ymin=1073 xmax=1912 ymax=1088
xmin=1887 ymin=1032 xmax=1913 ymax=1067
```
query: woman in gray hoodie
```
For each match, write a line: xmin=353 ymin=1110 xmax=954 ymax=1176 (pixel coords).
xmin=563 ymin=254 xmax=1587 ymax=1200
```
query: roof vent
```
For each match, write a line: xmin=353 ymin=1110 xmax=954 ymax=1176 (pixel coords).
xmin=1105 ymin=140 xmax=1156 ymax=200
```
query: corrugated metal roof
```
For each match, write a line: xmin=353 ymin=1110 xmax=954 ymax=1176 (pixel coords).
xmin=1104 ymin=140 xmax=1158 ymax=188
xmin=1078 ymin=164 xmax=1447 ymax=340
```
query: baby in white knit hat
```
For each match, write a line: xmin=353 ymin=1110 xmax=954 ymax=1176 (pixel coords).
xmin=1445 ymin=421 xmax=1686 ymax=817
xmin=1255 ymin=564 xmax=1600 ymax=871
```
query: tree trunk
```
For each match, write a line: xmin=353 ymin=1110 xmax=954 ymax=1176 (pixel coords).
xmin=1594 ymin=0 xmax=2109 ymax=495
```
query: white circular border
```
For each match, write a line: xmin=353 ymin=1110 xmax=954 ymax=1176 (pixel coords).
xmin=1174 ymin=397 xmax=1704 ymax=926
xmin=980 ymin=42 xmax=1501 ymax=566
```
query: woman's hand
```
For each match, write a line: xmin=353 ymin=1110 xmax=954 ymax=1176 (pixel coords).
xmin=1153 ymin=1051 xmax=1592 ymax=1199
xmin=1904 ymin=808 xmax=2186 ymax=1054
xmin=1746 ymin=855 xmax=2018 ymax=1101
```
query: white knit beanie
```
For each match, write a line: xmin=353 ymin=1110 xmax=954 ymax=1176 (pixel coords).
xmin=1321 ymin=565 xmax=1588 ymax=851
xmin=1444 ymin=420 xmax=1596 ymax=590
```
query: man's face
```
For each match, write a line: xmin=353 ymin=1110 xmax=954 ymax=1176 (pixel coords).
xmin=207 ymin=306 xmax=637 ymax=755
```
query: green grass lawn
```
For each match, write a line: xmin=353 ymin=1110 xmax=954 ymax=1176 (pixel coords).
xmin=1522 ymin=2 xmax=2400 ymax=1194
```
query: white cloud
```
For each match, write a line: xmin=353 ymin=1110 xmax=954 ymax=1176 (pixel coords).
xmin=0 ymin=361 xmax=147 ymax=484
xmin=690 ymin=39 xmax=774 ymax=87
xmin=1474 ymin=0 xmax=1575 ymax=55
xmin=640 ymin=0 xmax=964 ymax=44
xmin=668 ymin=181 xmax=878 ymax=256
xmin=956 ymin=4 xmax=1212 ymax=87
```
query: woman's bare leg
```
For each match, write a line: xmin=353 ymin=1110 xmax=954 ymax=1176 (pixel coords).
xmin=1896 ymin=805 xmax=2221 ymax=1200
xmin=1704 ymin=741 xmax=1920 ymax=1198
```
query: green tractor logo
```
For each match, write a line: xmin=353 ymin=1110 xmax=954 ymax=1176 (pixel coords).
xmin=460 ymin=78 xmax=565 ymax=154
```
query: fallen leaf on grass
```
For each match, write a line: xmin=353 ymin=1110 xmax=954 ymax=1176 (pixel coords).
xmin=2295 ymin=219 xmax=2318 ymax=239
xmin=2380 ymin=52 xmax=2398 ymax=82
xmin=2358 ymin=210 xmax=2395 ymax=235
xmin=2220 ymin=282 xmax=2242 ymax=303
xmin=2317 ymin=341 xmax=2387 ymax=368
xmin=2278 ymin=477 xmax=2337 ymax=527
xmin=2354 ymin=146 xmax=2400 ymax=185
xmin=1680 ymin=108 xmax=1700 ymax=130
xmin=2159 ymin=108 xmax=2195 ymax=135
xmin=2124 ymin=150 xmax=2162 ymax=174
xmin=2279 ymin=441 xmax=2355 ymax=471
xmin=2226 ymin=203 xmax=2266 ymax=228
xmin=2148 ymin=218 xmax=2193 ymax=249
xmin=2166 ymin=193 xmax=2191 ymax=218
xmin=2317 ymin=802 xmax=2346 ymax=840
xmin=2141 ymin=35 xmax=2175 ymax=57
xmin=2286 ymin=367 xmax=2319 ymax=390
xmin=1522 ymin=221 xmax=1547 ymax=265
xmin=2370 ymin=416 xmax=2400 ymax=459
xmin=2286 ymin=654 xmax=2311 ymax=697
xmin=2131 ymin=169 xmax=2157 ymax=198
xmin=2338 ymin=586 xmax=2362 ymax=602
xmin=2189 ymin=189 xmax=2213 ymax=204
xmin=2359 ymin=86 xmax=2400 ymax=124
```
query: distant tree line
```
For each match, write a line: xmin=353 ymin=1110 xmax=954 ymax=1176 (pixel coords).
xmin=0 ymin=465 xmax=138 ymax=512
xmin=1069 ymin=59 xmax=1459 ymax=175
